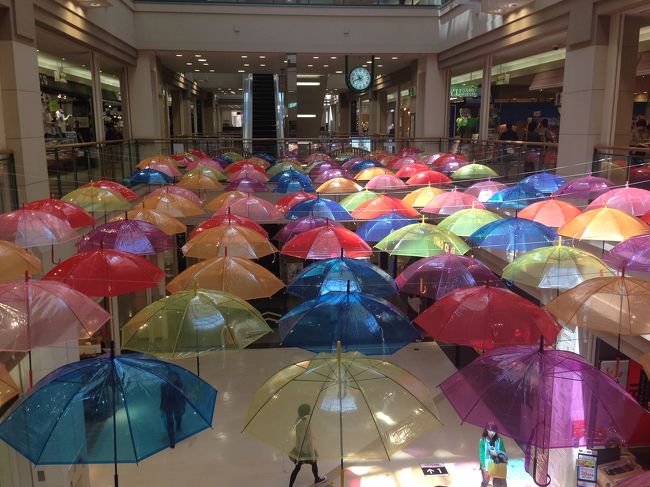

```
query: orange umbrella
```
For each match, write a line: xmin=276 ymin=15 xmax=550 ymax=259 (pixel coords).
xmin=0 ymin=364 xmax=19 ymax=408
xmin=137 ymin=193 xmax=204 ymax=218
xmin=351 ymin=195 xmax=420 ymax=220
xmin=355 ymin=167 xmax=394 ymax=181
xmin=402 ymin=186 xmax=445 ymax=208
xmin=519 ymin=199 xmax=582 ymax=228
xmin=558 ymin=207 xmax=650 ymax=242
xmin=316 ymin=178 xmax=362 ymax=194
xmin=111 ymin=209 xmax=186 ymax=235
xmin=166 ymin=255 xmax=285 ymax=300
xmin=0 ymin=240 xmax=42 ymax=282
xmin=178 ymin=173 xmax=225 ymax=191
xmin=205 ymin=191 xmax=248 ymax=211
xmin=136 ymin=155 xmax=178 ymax=169
xmin=182 ymin=224 xmax=278 ymax=259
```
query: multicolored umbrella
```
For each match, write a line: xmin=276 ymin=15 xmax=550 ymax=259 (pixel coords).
xmin=365 ymin=174 xmax=407 ymax=191
xmin=0 ymin=209 xmax=78 ymax=248
xmin=286 ymin=197 xmax=352 ymax=221
xmin=422 ymin=191 xmax=484 ymax=216
xmin=111 ymin=208 xmax=186 ymax=235
xmin=356 ymin=213 xmax=417 ymax=242
xmin=77 ymin=220 xmax=176 ymax=255
xmin=558 ymin=207 xmax=650 ymax=242
xmin=24 ymin=198 xmax=95 ymax=228
xmin=405 ymin=170 xmax=452 ymax=186
xmin=182 ymin=225 xmax=278 ymax=259
xmin=602 ymin=234 xmax=650 ymax=272
xmin=273 ymin=217 xmax=342 ymax=243
xmin=464 ymin=180 xmax=507 ymax=203
xmin=518 ymin=198 xmax=582 ymax=227
xmin=316 ymin=177 xmax=362 ymax=194
xmin=281 ymin=223 xmax=372 ymax=259
xmin=468 ymin=218 xmax=557 ymax=252
xmin=339 ymin=190 xmax=379 ymax=211
xmin=450 ymin=163 xmax=498 ymax=181
xmin=62 ymin=186 xmax=130 ymax=213
xmin=437 ymin=207 xmax=502 ymax=237
xmin=275 ymin=191 xmax=317 ymax=213
xmin=81 ymin=180 xmax=138 ymax=202
xmin=553 ymin=175 xmax=615 ymax=200
xmin=351 ymin=195 xmax=419 ymax=220
xmin=214 ymin=194 xmax=283 ymax=221
xmin=190 ymin=213 xmax=268 ymax=239
xmin=520 ymin=172 xmax=566 ymax=194
xmin=204 ymin=191 xmax=248 ymax=211
xmin=138 ymin=193 xmax=204 ymax=218
xmin=149 ymin=185 xmax=202 ymax=205
xmin=586 ymin=185 xmax=650 ymax=216
xmin=485 ymin=184 xmax=546 ymax=210
xmin=402 ymin=185 xmax=445 ymax=208
xmin=124 ymin=168 xmax=172 ymax=186
xmin=375 ymin=221 xmax=470 ymax=257
xmin=0 ymin=240 xmax=42 ymax=282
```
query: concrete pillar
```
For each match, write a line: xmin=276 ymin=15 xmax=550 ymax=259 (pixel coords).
xmin=90 ymin=51 xmax=105 ymax=142
xmin=181 ymin=95 xmax=192 ymax=135
xmin=415 ymin=54 xmax=450 ymax=138
xmin=479 ymin=55 xmax=492 ymax=140
xmin=378 ymin=91 xmax=388 ymax=136
xmin=202 ymin=95 xmax=215 ymax=135
xmin=296 ymin=76 xmax=326 ymax=138
xmin=338 ymin=93 xmax=350 ymax=134
xmin=171 ymin=88 xmax=183 ymax=136
xmin=368 ymin=91 xmax=378 ymax=135
xmin=125 ymin=51 xmax=162 ymax=138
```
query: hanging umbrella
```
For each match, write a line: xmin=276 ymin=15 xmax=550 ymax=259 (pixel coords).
xmin=122 ymin=289 xmax=271 ymax=357
xmin=451 ymin=163 xmax=498 ymax=181
xmin=170 ymin=153 xmax=191 ymax=166
xmin=223 ymin=151 xmax=245 ymax=163
xmin=396 ymin=253 xmax=503 ymax=300
xmin=341 ymin=156 xmax=363 ymax=169
xmin=275 ymin=191 xmax=317 ymax=214
xmin=214 ymin=194 xmax=283 ymax=221
xmin=287 ymin=257 xmax=397 ymax=298
xmin=82 ymin=180 xmax=138 ymax=202
xmin=432 ymin=153 xmax=465 ymax=168
xmin=280 ymin=292 xmax=420 ymax=354
xmin=375 ymin=221 xmax=470 ymax=257
xmin=0 ymin=240 xmax=42 ymax=282
xmin=520 ymin=172 xmax=566 ymax=194
xmin=137 ymin=193 xmax=204 ymax=218
xmin=139 ymin=161 xmax=182 ymax=178
xmin=365 ymin=174 xmax=407 ymax=191
xmin=415 ymin=285 xmax=561 ymax=349
xmin=286 ymin=197 xmax=352 ymax=221
xmin=316 ymin=178 xmax=362 ymax=194
xmin=190 ymin=213 xmax=268 ymax=239
xmin=339 ymin=190 xmax=379 ymax=212
xmin=184 ymin=165 xmax=226 ymax=181
xmin=420 ymin=152 xmax=447 ymax=165
xmin=518 ymin=198 xmax=582 ymax=227
xmin=354 ymin=167 xmax=393 ymax=181
xmin=602 ymin=234 xmax=650 ymax=272
xmin=351 ymin=195 xmax=420 ymax=220
xmin=553 ymin=175 xmax=615 ymax=199
xmin=395 ymin=163 xmax=429 ymax=179
xmin=282 ymin=224 xmax=372 ymax=259
xmin=437 ymin=158 xmax=469 ymax=174
xmin=110 ymin=208 xmax=186 ymax=235
xmin=204 ymin=191 xmax=248 ymax=211
xmin=186 ymin=158 xmax=224 ymax=172
xmin=273 ymin=217 xmax=343 ymax=243
xmin=464 ymin=180 xmax=507 ymax=203
xmin=485 ymin=183 xmax=546 ymax=210
xmin=267 ymin=162 xmax=304 ymax=177
xmin=402 ymin=185 xmax=445 ymax=208
xmin=558 ymin=207 xmax=650 ymax=242
xmin=225 ymin=177 xmax=267 ymax=193
xmin=437 ymin=207 xmax=502 ymax=237
xmin=314 ymin=168 xmax=349 ymax=183
xmin=228 ymin=169 xmax=269 ymax=183
xmin=62 ymin=186 xmax=130 ymax=213
xmin=386 ymin=156 xmax=415 ymax=169
xmin=182 ymin=224 xmax=278 ymax=259
xmin=349 ymin=160 xmax=382 ymax=175
xmin=224 ymin=161 xmax=265 ymax=174
xmin=0 ymin=364 xmax=18 ymax=408
xmin=274 ymin=178 xmax=316 ymax=194
xmin=503 ymin=240 xmax=614 ymax=290
xmin=124 ymin=168 xmax=173 ymax=186
xmin=618 ymin=472 xmax=650 ymax=487
xmin=77 ymin=220 xmax=176 ymax=255
xmin=422 ymin=191 xmax=484 ymax=216
xmin=179 ymin=169 xmax=225 ymax=191
xmin=269 ymin=169 xmax=311 ymax=185
xmin=356 ymin=213 xmax=417 ymax=242
xmin=166 ymin=256 xmax=284 ymax=299
xmin=22 ymin=199 xmax=95 ymax=229
xmin=0 ymin=209 xmax=78 ymax=248
xmin=439 ymin=344 xmax=645 ymax=450
xmin=136 ymin=155 xmax=178 ymax=169
xmin=586 ymin=185 xmax=650 ymax=216
xmin=149 ymin=185 xmax=202 ymax=206
xmin=406 ymin=170 xmax=452 ymax=186
xmin=467 ymin=217 xmax=557 ymax=252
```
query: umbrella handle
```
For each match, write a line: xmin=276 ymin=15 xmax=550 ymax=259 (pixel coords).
xmin=51 ymin=245 xmax=61 ymax=265
xmin=534 ymin=474 xmax=551 ymax=486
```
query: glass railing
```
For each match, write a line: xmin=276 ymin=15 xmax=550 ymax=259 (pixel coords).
xmin=0 ymin=151 xmax=19 ymax=212
xmin=134 ymin=0 xmax=447 ymax=6
xmin=593 ymin=144 xmax=650 ymax=187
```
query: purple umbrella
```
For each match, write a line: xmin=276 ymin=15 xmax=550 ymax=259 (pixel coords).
xmin=310 ymin=162 xmax=340 ymax=176
xmin=314 ymin=169 xmax=349 ymax=183
xmin=395 ymin=254 xmax=503 ymax=300
xmin=439 ymin=344 xmax=645 ymax=450
xmin=602 ymin=234 xmax=650 ymax=272
xmin=273 ymin=217 xmax=343 ymax=243
xmin=553 ymin=175 xmax=615 ymax=200
xmin=438 ymin=159 xmax=469 ymax=174
xmin=225 ymin=178 xmax=268 ymax=193
xmin=464 ymin=180 xmax=507 ymax=203
xmin=76 ymin=220 xmax=176 ymax=255
xmin=618 ymin=471 xmax=650 ymax=487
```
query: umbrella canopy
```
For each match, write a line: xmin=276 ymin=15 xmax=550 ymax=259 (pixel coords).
xmin=553 ymin=175 xmax=615 ymax=199
xmin=228 ymin=169 xmax=269 ymax=183
xmin=349 ymin=160 xmax=382 ymax=175
xmin=406 ymin=170 xmax=452 ymax=186
xmin=275 ymin=191 xmax=317 ymax=214
xmin=314 ymin=168 xmax=349 ymax=183
xmin=422 ymin=191 xmax=484 ymax=216
xmin=110 ymin=209 xmax=186 ymax=235
xmin=339 ymin=190 xmax=379 ymax=211
xmin=439 ymin=345 xmax=645 ymax=449
xmin=136 ymin=155 xmax=178 ymax=169
xmin=0 ymin=279 xmax=111 ymax=352
xmin=24 ymin=199 xmax=95 ymax=228
xmin=602 ymin=234 xmax=650 ymax=272
xmin=182 ymin=224 xmax=278 ymax=259
xmin=81 ymin=180 xmax=138 ymax=202
xmin=138 ymin=193 xmax=204 ymax=218
xmin=395 ymin=163 xmax=429 ymax=179
xmin=396 ymin=254 xmax=503 ymax=300
xmin=451 ymin=163 xmax=498 ymax=180
xmin=354 ymin=167 xmax=393 ymax=181
xmin=149 ymin=185 xmax=202 ymax=205
xmin=365 ymin=174 xmax=407 ymax=191
xmin=286 ymin=197 xmax=352 ymax=221
xmin=179 ymin=170 xmax=225 ymax=191
xmin=225 ymin=160 xmax=266 ymax=174
xmin=269 ymin=169 xmax=311 ymax=185
xmin=185 ymin=159 xmax=224 ymax=172
xmin=62 ymin=186 xmax=130 ymax=213
xmin=204 ymin=191 xmax=248 ymax=211
xmin=124 ymin=168 xmax=173 ymax=186
xmin=77 ymin=220 xmax=176 ymax=255
xmin=266 ymin=161 xmax=304 ymax=176
xmin=225 ymin=178 xmax=267 ymax=193
xmin=0 ymin=354 xmax=217 ymax=463
xmin=280 ymin=292 xmax=419 ymax=354
xmin=415 ymin=286 xmax=561 ymax=349
xmin=486 ymin=183 xmax=546 ymax=210
xmin=618 ymin=472 xmax=650 ymax=487
xmin=287 ymin=257 xmax=397 ymax=298
xmin=468 ymin=217 xmax=557 ymax=252
xmin=518 ymin=198 xmax=582 ymax=227
xmin=273 ymin=178 xmax=316 ymax=194
xmin=190 ymin=213 xmax=268 ymax=239
xmin=356 ymin=213 xmax=417 ymax=242
xmin=437 ymin=158 xmax=469 ymax=174
xmin=503 ymin=241 xmax=614 ymax=290
xmin=419 ymin=152 xmax=446 ymax=165
xmin=558 ymin=207 xmax=650 ymax=242
xmin=351 ymin=195 xmax=420 ymax=220
xmin=432 ymin=153 xmax=465 ymax=168
xmin=0 ymin=364 xmax=18 ymax=408
xmin=0 ymin=209 xmax=78 ymax=248
xmin=0 ymin=240 xmax=42 ymax=282
xmin=402 ymin=186 xmax=445 ymax=208
xmin=520 ymin=172 xmax=566 ymax=194
xmin=586 ymin=186 xmax=650 ymax=216
xmin=242 ymin=350 xmax=440 ymax=462
xmin=139 ymin=161 xmax=182 ymax=178
xmin=386 ymin=156 xmax=415 ymax=169
xmin=44 ymin=249 xmax=165 ymax=297
xmin=437 ymin=207 xmax=502 ymax=237
xmin=184 ymin=165 xmax=226 ymax=181
xmin=214 ymin=194 xmax=283 ymax=221
xmin=166 ymin=256 xmax=284 ymax=299
xmin=222 ymin=151 xmax=245 ymax=163
xmin=282 ymin=224 xmax=372 ymax=259
xmin=316 ymin=178 xmax=362 ymax=194
xmin=122 ymin=289 xmax=271 ymax=357
xmin=375 ymin=222 xmax=470 ymax=257
xmin=273 ymin=217 xmax=342 ymax=243
xmin=545 ymin=276 xmax=650 ymax=335
xmin=464 ymin=180 xmax=507 ymax=203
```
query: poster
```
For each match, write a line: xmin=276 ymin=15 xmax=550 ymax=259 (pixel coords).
xmin=577 ymin=453 xmax=597 ymax=486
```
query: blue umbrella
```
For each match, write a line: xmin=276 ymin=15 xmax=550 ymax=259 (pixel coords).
xmin=287 ymin=256 xmax=397 ymax=299
xmin=485 ymin=184 xmax=546 ymax=210
xmin=349 ymin=159 xmax=383 ymax=175
xmin=273 ymin=178 xmax=315 ymax=194
xmin=356 ymin=213 xmax=418 ymax=242
xmin=467 ymin=217 xmax=557 ymax=252
xmin=279 ymin=291 xmax=420 ymax=354
xmin=253 ymin=152 xmax=275 ymax=164
xmin=124 ymin=168 xmax=172 ymax=186
xmin=269 ymin=169 xmax=311 ymax=185
xmin=520 ymin=172 xmax=566 ymax=194
xmin=286 ymin=197 xmax=352 ymax=221
xmin=0 ymin=352 xmax=216 ymax=485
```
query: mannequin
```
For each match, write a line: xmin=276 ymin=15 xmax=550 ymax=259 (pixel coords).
xmin=55 ymin=108 xmax=71 ymax=135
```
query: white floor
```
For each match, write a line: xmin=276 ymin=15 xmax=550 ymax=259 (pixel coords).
xmin=84 ymin=343 xmax=536 ymax=487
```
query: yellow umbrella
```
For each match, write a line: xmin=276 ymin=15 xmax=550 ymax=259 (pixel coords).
xmin=316 ymin=178 xmax=362 ymax=194
xmin=62 ymin=186 xmax=130 ymax=213
xmin=245 ymin=156 xmax=271 ymax=170
xmin=558 ymin=207 xmax=650 ymax=242
xmin=110 ymin=209 xmax=186 ymax=235
xmin=182 ymin=225 xmax=278 ymax=259
xmin=167 ymin=255 xmax=285 ymax=300
xmin=0 ymin=240 xmax=42 ymax=282
xmin=402 ymin=186 xmax=445 ymax=208
xmin=355 ymin=167 xmax=393 ymax=181
xmin=204 ymin=191 xmax=248 ymax=211
xmin=178 ymin=167 xmax=226 ymax=191
xmin=136 ymin=193 xmax=204 ymax=218
xmin=136 ymin=155 xmax=178 ymax=169
xmin=0 ymin=364 xmax=19 ymax=407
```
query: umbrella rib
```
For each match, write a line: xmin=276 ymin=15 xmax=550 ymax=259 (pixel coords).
xmin=113 ymin=361 xmax=140 ymax=462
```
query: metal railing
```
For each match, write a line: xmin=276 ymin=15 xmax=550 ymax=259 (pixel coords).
xmin=0 ymin=152 xmax=19 ymax=212
xmin=593 ymin=144 xmax=650 ymax=187
xmin=134 ymin=0 xmax=448 ymax=7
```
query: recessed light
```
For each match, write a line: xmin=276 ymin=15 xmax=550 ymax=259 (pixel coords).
xmin=203 ymin=63 xmax=209 ymax=66
xmin=313 ymin=56 xmax=319 ymax=59
xmin=392 ymin=56 xmax=398 ymax=60
xmin=259 ymin=55 xmax=266 ymax=59
xmin=241 ymin=55 xmax=248 ymax=58
xmin=260 ymin=64 xmax=266 ymax=67
xmin=323 ymin=64 xmax=329 ymax=67
xmin=186 ymin=62 xmax=193 ymax=65
xmin=176 ymin=54 xmax=183 ymax=57
xmin=376 ymin=56 xmax=381 ymax=60
xmin=198 ymin=58 xmax=207 ymax=62
xmin=238 ymin=70 xmax=245 ymax=73
xmin=331 ymin=56 xmax=337 ymax=60
xmin=366 ymin=60 xmax=372 ymax=63
xmin=378 ymin=64 xmax=383 ymax=68
xmin=284 ymin=60 xmax=288 ymax=63
xmin=244 ymin=63 xmax=250 ymax=67
xmin=336 ymin=70 xmax=343 ymax=74
xmin=194 ymin=69 xmax=199 ymax=72
xmin=362 ymin=64 xmax=367 ymax=67
xmin=308 ymin=64 xmax=313 ymax=67
xmin=210 ymin=69 xmax=215 ymax=72
xmin=194 ymin=54 xmax=202 ymax=57
xmin=238 ymin=88 xmax=243 ymax=91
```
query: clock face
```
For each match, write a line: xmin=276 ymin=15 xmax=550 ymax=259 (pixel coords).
xmin=348 ymin=66 xmax=372 ymax=92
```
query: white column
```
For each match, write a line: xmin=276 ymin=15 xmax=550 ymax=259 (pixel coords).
xmin=415 ymin=54 xmax=450 ymax=138
xmin=90 ymin=51 xmax=105 ymax=142
xmin=126 ymin=51 xmax=162 ymax=138
xmin=479 ymin=55 xmax=492 ymax=140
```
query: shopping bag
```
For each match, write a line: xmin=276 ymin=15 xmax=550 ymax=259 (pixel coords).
xmin=488 ymin=461 xmax=507 ymax=479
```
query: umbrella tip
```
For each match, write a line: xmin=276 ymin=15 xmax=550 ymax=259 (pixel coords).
xmin=110 ymin=340 xmax=116 ymax=358
xmin=336 ymin=340 xmax=342 ymax=360
xmin=539 ymin=335 xmax=544 ymax=353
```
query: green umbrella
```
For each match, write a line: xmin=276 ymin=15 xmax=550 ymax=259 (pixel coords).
xmin=502 ymin=239 xmax=614 ymax=290
xmin=340 ymin=190 xmax=379 ymax=212
xmin=438 ymin=207 xmax=503 ymax=237
xmin=451 ymin=163 xmax=498 ymax=181
xmin=222 ymin=151 xmax=244 ymax=162
xmin=267 ymin=162 xmax=305 ymax=177
xmin=375 ymin=221 xmax=469 ymax=257
xmin=184 ymin=165 xmax=227 ymax=181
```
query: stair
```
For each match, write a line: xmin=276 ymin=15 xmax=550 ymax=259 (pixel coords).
xmin=251 ymin=74 xmax=277 ymax=157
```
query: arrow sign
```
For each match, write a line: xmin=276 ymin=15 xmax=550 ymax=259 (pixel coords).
xmin=420 ymin=463 xmax=448 ymax=476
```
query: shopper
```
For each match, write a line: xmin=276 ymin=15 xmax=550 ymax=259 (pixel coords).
xmin=632 ymin=118 xmax=648 ymax=145
xmin=288 ymin=404 xmax=327 ymax=486
xmin=524 ymin=121 xmax=541 ymax=142
xmin=499 ymin=123 xmax=518 ymax=141
xmin=160 ymin=370 xmax=186 ymax=448
xmin=479 ymin=422 xmax=508 ymax=487
xmin=538 ymin=119 xmax=555 ymax=142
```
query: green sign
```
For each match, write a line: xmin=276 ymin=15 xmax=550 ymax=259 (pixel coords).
xmin=49 ymin=99 xmax=59 ymax=112
xmin=450 ymin=84 xmax=478 ymax=98
xmin=288 ymin=101 xmax=298 ymax=109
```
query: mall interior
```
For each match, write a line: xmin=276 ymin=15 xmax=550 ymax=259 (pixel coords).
xmin=3 ymin=0 xmax=650 ymax=486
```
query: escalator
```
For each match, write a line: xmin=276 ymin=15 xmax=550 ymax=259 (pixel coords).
xmin=251 ymin=74 xmax=277 ymax=157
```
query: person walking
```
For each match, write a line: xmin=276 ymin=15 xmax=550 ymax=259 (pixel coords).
xmin=289 ymin=404 xmax=327 ymax=486
xmin=479 ymin=422 xmax=508 ymax=487
xmin=160 ymin=370 xmax=186 ymax=448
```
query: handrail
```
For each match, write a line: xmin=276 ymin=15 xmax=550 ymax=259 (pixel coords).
xmin=594 ymin=144 xmax=650 ymax=154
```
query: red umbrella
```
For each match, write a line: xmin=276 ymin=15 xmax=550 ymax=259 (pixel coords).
xmin=149 ymin=185 xmax=202 ymax=206
xmin=432 ymin=153 xmax=465 ymax=168
xmin=414 ymin=285 xmax=561 ymax=350
xmin=190 ymin=213 xmax=268 ymax=239
xmin=366 ymin=174 xmax=407 ymax=191
xmin=586 ymin=185 xmax=650 ymax=216
xmin=406 ymin=170 xmax=452 ymax=186
xmin=24 ymin=198 xmax=95 ymax=228
xmin=351 ymin=195 xmax=420 ymax=220
xmin=214 ymin=194 xmax=283 ymax=221
xmin=0 ymin=209 xmax=79 ymax=248
xmin=224 ymin=161 xmax=266 ymax=174
xmin=169 ymin=154 xmax=191 ymax=167
xmin=422 ymin=190 xmax=484 ymax=216
xmin=419 ymin=153 xmax=446 ymax=165
xmin=187 ymin=149 xmax=210 ymax=159
xmin=281 ymin=223 xmax=372 ymax=259
xmin=395 ymin=163 xmax=429 ymax=179
xmin=386 ymin=157 xmax=416 ymax=170
xmin=275 ymin=191 xmax=317 ymax=214
xmin=82 ymin=180 xmax=138 ymax=202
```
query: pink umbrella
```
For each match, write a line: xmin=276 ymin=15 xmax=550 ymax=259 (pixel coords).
xmin=227 ymin=169 xmax=269 ymax=183
xmin=419 ymin=153 xmax=446 ymax=165
xmin=341 ymin=157 xmax=363 ymax=170
xmin=144 ymin=162 xmax=182 ymax=178
xmin=23 ymin=198 xmax=95 ymax=229
xmin=149 ymin=185 xmax=203 ymax=205
xmin=398 ymin=147 xmax=422 ymax=157
xmin=387 ymin=157 xmax=416 ymax=170
xmin=273 ymin=217 xmax=343 ymax=243
xmin=553 ymin=175 xmax=615 ymax=200
xmin=309 ymin=162 xmax=340 ymax=176
xmin=0 ymin=209 xmax=78 ymax=248
xmin=464 ymin=180 xmax=507 ymax=203
xmin=422 ymin=191 xmax=484 ymax=216
xmin=225 ymin=178 xmax=268 ymax=193
xmin=214 ymin=194 xmax=283 ymax=221
xmin=433 ymin=153 xmax=466 ymax=168
xmin=314 ymin=169 xmax=349 ymax=183
xmin=406 ymin=170 xmax=452 ymax=186
xmin=366 ymin=174 xmax=407 ymax=191
xmin=585 ymin=185 xmax=650 ymax=216
xmin=618 ymin=471 xmax=650 ymax=487
xmin=186 ymin=158 xmax=224 ymax=172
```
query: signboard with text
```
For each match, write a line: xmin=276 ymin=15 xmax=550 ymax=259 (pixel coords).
xmin=577 ymin=453 xmax=598 ymax=486
xmin=420 ymin=463 xmax=448 ymax=476
xmin=450 ymin=84 xmax=478 ymax=98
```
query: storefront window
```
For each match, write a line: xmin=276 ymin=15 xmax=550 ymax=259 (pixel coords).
xmin=100 ymin=57 xmax=125 ymax=141
xmin=449 ymin=69 xmax=482 ymax=138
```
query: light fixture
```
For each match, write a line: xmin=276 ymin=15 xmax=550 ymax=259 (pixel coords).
xmin=391 ymin=56 xmax=398 ymax=60
xmin=308 ymin=64 xmax=313 ymax=67
xmin=376 ymin=56 xmax=381 ymax=60
xmin=313 ymin=56 xmax=320 ymax=59
xmin=378 ymin=64 xmax=383 ymax=68
xmin=195 ymin=54 xmax=202 ymax=57
xmin=297 ymin=81 xmax=321 ymax=86
xmin=210 ymin=69 xmax=215 ymax=72
xmin=186 ymin=62 xmax=193 ymax=65
xmin=238 ymin=70 xmax=245 ymax=73
xmin=362 ymin=64 xmax=367 ymax=67
xmin=244 ymin=63 xmax=250 ymax=67
xmin=323 ymin=64 xmax=329 ymax=68
xmin=297 ymin=114 xmax=317 ymax=118
xmin=336 ymin=70 xmax=343 ymax=74
xmin=176 ymin=54 xmax=183 ymax=57
xmin=297 ymin=74 xmax=321 ymax=78
xmin=259 ymin=55 xmax=266 ymax=59
xmin=241 ymin=55 xmax=248 ymax=58
xmin=194 ymin=69 xmax=199 ymax=72
xmin=75 ymin=0 xmax=112 ymax=7
xmin=203 ymin=63 xmax=209 ymax=66
xmin=260 ymin=64 xmax=266 ymax=67
xmin=331 ymin=56 xmax=337 ymax=60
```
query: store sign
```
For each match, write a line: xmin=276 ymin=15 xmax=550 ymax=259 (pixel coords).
xmin=39 ymin=73 xmax=49 ymax=86
xmin=54 ymin=70 xmax=68 ymax=83
xmin=420 ymin=463 xmax=448 ymax=476
xmin=450 ymin=84 xmax=478 ymax=97
xmin=48 ymin=99 xmax=59 ymax=112
xmin=577 ymin=453 xmax=598 ymax=486
xmin=495 ymin=73 xmax=510 ymax=85
xmin=288 ymin=101 xmax=298 ymax=109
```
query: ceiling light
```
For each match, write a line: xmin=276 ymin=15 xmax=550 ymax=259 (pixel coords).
xmin=186 ymin=62 xmax=193 ymax=65
xmin=238 ymin=70 xmax=245 ymax=73
xmin=297 ymin=114 xmax=317 ymax=118
xmin=366 ymin=60 xmax=372 ymax=63
xmin=195 ymin=54 xmax=202 ymax=57
xmin=362 ymin=64 xmax=367 ymax=67
xmin=210 ymin=69 xmax=215 ymax=72
xmin=198 ymin=59 xmax=207 ymax=62
xmin=238 ymin=88 xmax=243 ymax=91
xmin=391 ymin=56 xmax=399 ymax=60
xmin=313 ymin=56 xmax=319 ymax=59
xmin=75 ymin=0 xmax=112 ymax=7
xmin=244 ymin=63 xmax=250 ymax=67
xmin=297 ymin=81 xmax=321 ymax=86
xmin=378 ymin=64 xmax=383 ymax=68
xmin=241 ymin=55 xmax=248 ymax=58
xmin=331 ymin=56 xmax=337 ymax=60
xmin=376 ymin=56 xmax=381 ymax=60
xmin=176 ymin=54 xmax=183 ymax=57
xmin=336 ymin=70 xmax=343 ymax=74
xmin=203 ymin=63 xmax=209 ymax=66
xmin=297 ymin=74 xmax=321 ymax=78
xmin=308 ymin=64 xmax=313 ymax=67
xmin=260 ymin=64 xmax=266 ymax=67
xmin=284 ymin=60 xmax=288 ymax=63
xmin=259 ymin=55 xmax=266 ymax=59
xmin=194 ymin=69 xmax=199 ymax=72
xmin=323 ymin=65 xmax=329 ymax=68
